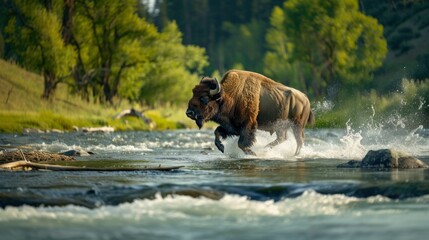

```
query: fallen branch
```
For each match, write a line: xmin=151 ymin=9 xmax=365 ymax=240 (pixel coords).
xmin=5 ymin=86 xmax=13 ymax=104
xmin=0 ymin=160 xmax=184 ymax=172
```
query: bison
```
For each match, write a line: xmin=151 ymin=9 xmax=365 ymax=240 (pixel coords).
xmin=186 ymin=70 xmax=314 ymax=156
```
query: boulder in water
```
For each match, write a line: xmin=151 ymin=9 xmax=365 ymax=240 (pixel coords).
xmin=60 ymin=149 xmax=94 ymax=157
xmin=337 ymin=149 xmax=428 ymax=169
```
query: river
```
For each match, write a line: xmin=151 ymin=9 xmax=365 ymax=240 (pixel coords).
xmin=0 ymin=125 xmax=428 ymax=240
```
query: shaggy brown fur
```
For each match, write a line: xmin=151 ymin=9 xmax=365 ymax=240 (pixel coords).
xmin=186 ymin=70 xmax=314 ymax=156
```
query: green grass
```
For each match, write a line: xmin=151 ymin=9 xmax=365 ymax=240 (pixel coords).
xmin=314 ymin=80 xmax=429 ymax=129
xmin=0 ymin=59 xmax=194 ymax=133
xmin=1 ymin=59 xmax=427 ymax=133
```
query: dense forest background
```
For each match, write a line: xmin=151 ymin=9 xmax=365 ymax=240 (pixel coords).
xmin=152 ymin=0 xmax=429 ymax=97
xmin=0 ymin=0 xmax=428 ymax=107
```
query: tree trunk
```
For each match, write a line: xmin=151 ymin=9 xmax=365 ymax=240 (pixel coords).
xmin=101 ymin=66 xmax=113 ymax=105
xmin=62 ymin=0 xmax=74 ymax=44
xmin=41 ymin=71 xmax=58 ymax=100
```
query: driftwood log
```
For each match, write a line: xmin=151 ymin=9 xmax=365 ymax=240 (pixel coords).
xmin=0 ymin=150 xmax=75 ymax=163
xmin=0 ymin=147 xmax=183 ymax=172
xmin=0 ymin=160 xmax=184 ymax=171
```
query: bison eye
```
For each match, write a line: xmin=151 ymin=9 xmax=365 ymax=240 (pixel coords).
xmin=199 ymin=96 xmax=209 ymax=105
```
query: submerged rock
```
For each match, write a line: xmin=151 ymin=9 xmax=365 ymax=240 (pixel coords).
xmin=337 ymin=149 xmax=428 ymax=169
xmin=337 ymin=160 xmax=361 ymax=168
xmin=60 ymin=149 xmax=94 ymax=157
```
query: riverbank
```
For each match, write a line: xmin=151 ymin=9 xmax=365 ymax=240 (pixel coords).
xmin=0 ymin=59 xmax=195 ymax=133
xmin=1 ymin=60 xmax=428 ymax=133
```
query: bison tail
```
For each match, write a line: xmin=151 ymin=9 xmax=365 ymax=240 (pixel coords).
xmin=307 ymin=111 xmax=315 ymax=126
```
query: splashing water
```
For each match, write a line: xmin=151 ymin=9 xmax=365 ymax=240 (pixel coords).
xmin=338 ymin=120 xmax=366 ymax=158
xmin=313 ymin=99 xmax=335 ymax=114
xmin=223 ymin=130 xmax=297 ymax=160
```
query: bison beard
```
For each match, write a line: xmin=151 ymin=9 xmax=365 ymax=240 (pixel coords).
xmin=186 ymin=70 xmax=314 ymax=156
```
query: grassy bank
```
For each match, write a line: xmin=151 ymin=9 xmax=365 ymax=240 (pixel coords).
xmin=0 ymin=60 xmax=194 ymax=133
xmin=314 ymin=80 xmax=429 ymax=129
xmin=1 ymin=60 xmax=427 ymax=133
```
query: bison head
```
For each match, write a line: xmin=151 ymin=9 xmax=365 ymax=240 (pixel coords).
xmin=186 ymin=77 xmax=222 ymax=129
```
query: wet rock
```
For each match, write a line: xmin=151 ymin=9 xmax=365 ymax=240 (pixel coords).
xmin=22 ymin=128 xmax=44 ymax=134
xmin=326 ymin=132 xmax=338 ymax=138
xmin=337 ymin=149 xmax=428 ymax=169
xmin=72 ymin=126 xmax=114 ymax=132
xmin=60 ymin=149 xmax=94 ymax=157
xmin=81 ymin=126 xmax=115 ymax=133
xmin=48 ymin=129 xmax=64 ymax=133
xmin=337 ymin=160 xmax=361 ymax=168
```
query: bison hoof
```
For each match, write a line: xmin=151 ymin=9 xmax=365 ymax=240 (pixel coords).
xmin=215 ymin=141 xmax=225 ymax=153
xmin=243 ymin=148 xmax=256 ymax=156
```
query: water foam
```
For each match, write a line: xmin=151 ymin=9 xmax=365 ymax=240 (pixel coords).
xmin=219 ymin=116 xmax=428 ymax=160
xmin=0 ymin=191 xmax=391 ymax=222
xmin=220 ymin=124 xmax=367 ymax=160
xmin=223 ymin=130 xmax=297 ymax=160
xmin=1 ymin=192 xmax=428 ymax=240
xmin=31 ymin=141 xmax=153 ymax=153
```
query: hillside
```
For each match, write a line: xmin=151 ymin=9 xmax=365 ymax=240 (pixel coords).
xmin=0 ymin=60 xmax=191 ymax=133
xmin=1 ymin=60 xmax=102 ymax=114
xmin=364 ymin=1 xmax=429 ymax=91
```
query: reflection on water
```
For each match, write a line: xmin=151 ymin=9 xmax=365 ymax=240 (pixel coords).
xmin=0 ymin=127 xmax=428 ymax=240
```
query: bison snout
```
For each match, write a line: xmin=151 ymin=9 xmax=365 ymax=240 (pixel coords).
xmin=186 ymin=109 xmax=195 ymax=119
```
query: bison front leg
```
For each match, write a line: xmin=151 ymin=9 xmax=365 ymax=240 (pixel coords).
xmin=238 ymin=126 xmax=257 ymax=156
xmin=214 ymin=126 xmax=229 ymax=153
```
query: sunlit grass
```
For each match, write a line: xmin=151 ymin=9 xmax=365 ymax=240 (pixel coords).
xmin=1 ymin=60 xmax=427 ymax=133
xmin=0 ymin=60 xmax=191 ymax=133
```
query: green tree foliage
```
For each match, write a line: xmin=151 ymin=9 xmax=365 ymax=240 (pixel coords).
xmin=136 ymin=22 xmax=208 ymax=105
xmin=222 ymin=19 xmax=266 ymax=72
xmin=70 ymin=0 xmax=207 ymax=105
xmin=263 ymin=7 xmax=308 ymax=91
xmin=159 ymin=0 xmax=284 ymax=74
xmin=4 ymin=0 xmax=76 ymax=100
xmin=1 ymin=0 xmax=208 ymax=105
xmin=264 ymin=0 xmax=387 ymax=98
xmin=72 ymin=0 xmax=159 ymax=104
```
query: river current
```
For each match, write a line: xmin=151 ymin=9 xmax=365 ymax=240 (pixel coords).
xmin=0 ymin=125 xmax=428 ymax=240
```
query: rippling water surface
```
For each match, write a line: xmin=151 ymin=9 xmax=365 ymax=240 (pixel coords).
xmin=0 ymin=126 xmax=428 ymax=240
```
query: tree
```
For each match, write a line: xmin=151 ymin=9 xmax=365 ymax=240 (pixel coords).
xmin=71 ymin=1 xmax=207 ymax=105
xmin=2 ymin=0 xmax=208 ymax=105
xmin=159 ymin=0 xmax=284 ymax=74
xmin=5 ymin=0 xmax=76 ymax=100
xmin=222 ymin=19 xmax=266 ymax=73
xmin=72 ymin=0 xmax=160 ymax=104
xmin=263 ymin=6 xmax=308 ymax=92
xmin=264 ymin=0 xmax=387 ymax=98
xmin=138 ymin=22 xmax=208 ymax=105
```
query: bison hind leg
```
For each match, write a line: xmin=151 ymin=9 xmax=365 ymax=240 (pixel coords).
xmin=265 ymin=120 xmax=290 ymax=149
xmin=265 ymin=130 xmax=287 ymax=148
xmin=292 ymin=124 xmax=304 ymax=155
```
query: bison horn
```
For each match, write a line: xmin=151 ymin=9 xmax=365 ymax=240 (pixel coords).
xmin=209 ymin=78 xmax=221 ymax=96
